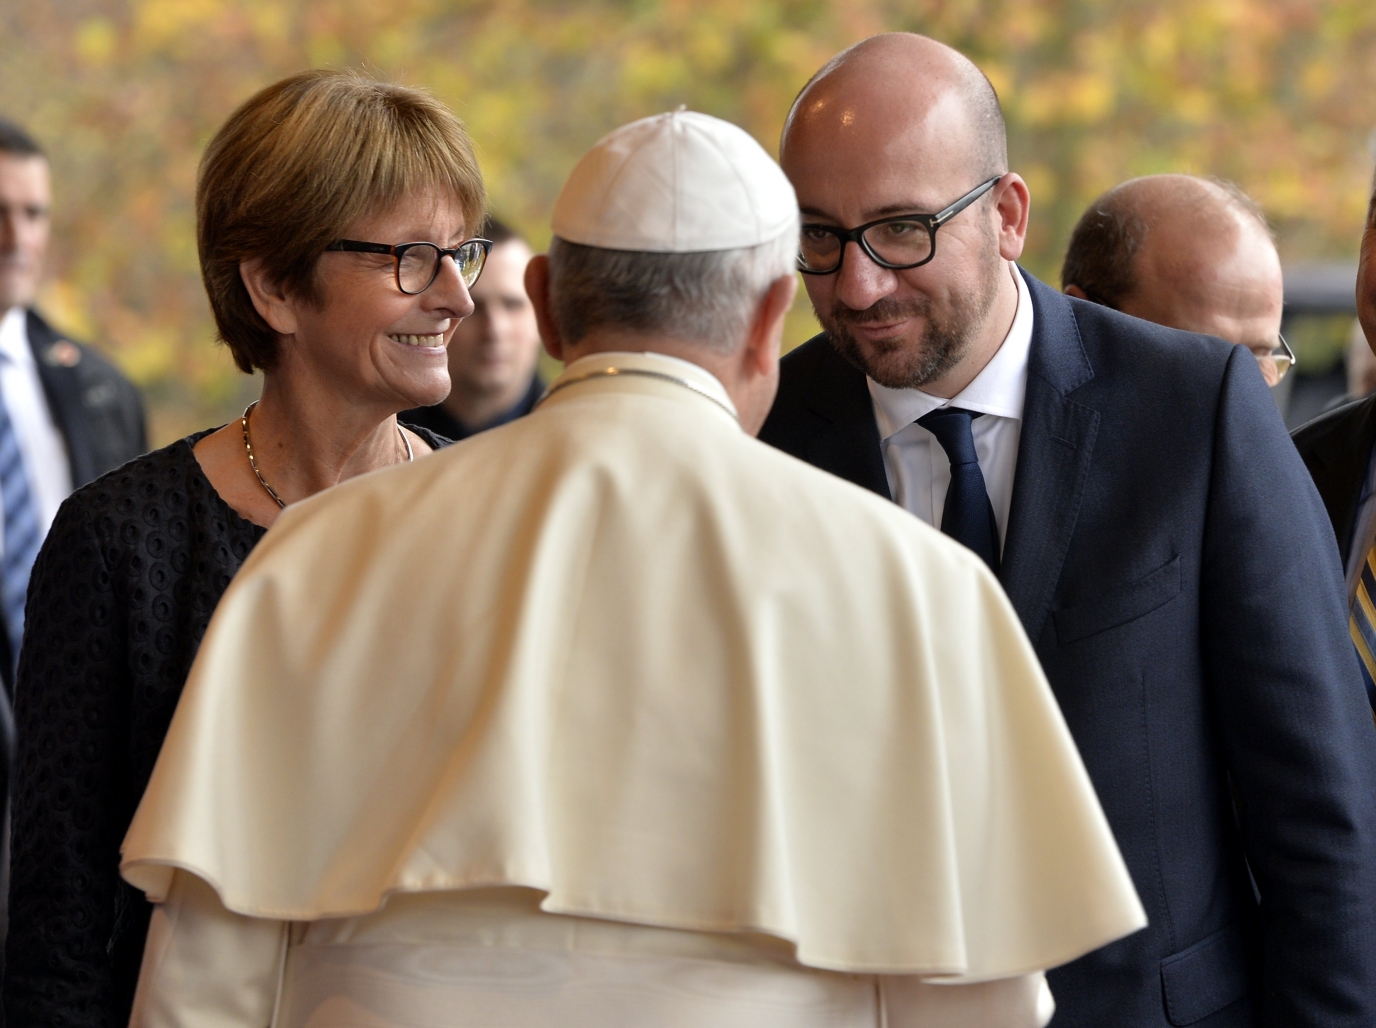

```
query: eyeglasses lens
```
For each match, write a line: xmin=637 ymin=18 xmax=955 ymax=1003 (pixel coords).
xmin=397 ymin=245 xmax=439 ymax=294
xmin=798 ymin=230 xmax=842 ymax=274
xmin=456 ymin=241 xmax=487 ymax=287
xmin=863 ymin=220 xmax=933 ymax=268
xmin=1269 ymin=335 xmax=1294 ymax=383
xmin=396 ymin=242 xmax=489 ymax=294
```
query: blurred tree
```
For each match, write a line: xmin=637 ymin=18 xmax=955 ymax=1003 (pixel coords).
xmin=2 ymin=0 xmax=1374 ymax=443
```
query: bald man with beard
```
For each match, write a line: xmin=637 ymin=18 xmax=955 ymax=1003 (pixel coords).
xmin=760 ymin=32 xmax=1376 ymax=1028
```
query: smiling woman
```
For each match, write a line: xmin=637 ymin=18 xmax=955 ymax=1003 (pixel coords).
xmin=4 ymin=69 xmax=486 ymax=1028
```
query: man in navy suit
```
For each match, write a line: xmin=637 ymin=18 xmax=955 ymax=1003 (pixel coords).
xmin=760 ymin=32 xmax=1376 ymax=1027
xmin=0 ymin=118 xmax=146 ymax=691
xmin=1292 ymin=185 xmax=1376 ymax=695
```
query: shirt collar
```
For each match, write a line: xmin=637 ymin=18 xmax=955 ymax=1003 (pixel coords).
xmin=868 ymin=264 xmax=1033 ymax=441
xmin=551 ymin=350 xmax=739 ymax=420
xmin=0 ymin=307 xmax=30 ymax=368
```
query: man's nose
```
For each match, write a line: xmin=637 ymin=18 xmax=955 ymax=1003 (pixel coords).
xmin=833 ymin=241 xmax=898 ymax=311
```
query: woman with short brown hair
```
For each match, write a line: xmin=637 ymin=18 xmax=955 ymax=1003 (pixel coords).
xmin=5 ymin=69 xmax=488 ymax=1028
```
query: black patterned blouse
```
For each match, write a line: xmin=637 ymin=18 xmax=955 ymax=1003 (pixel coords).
xmin=4 ymin=424 xmax=447 ymax=1028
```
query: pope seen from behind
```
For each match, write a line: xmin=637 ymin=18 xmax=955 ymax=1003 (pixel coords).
xmin=119 ymin=109 xmax=1146 ymax=1028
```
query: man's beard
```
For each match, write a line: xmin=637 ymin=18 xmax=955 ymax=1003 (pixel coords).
xmin=817 ymin=255 xmax=1003 ymax=390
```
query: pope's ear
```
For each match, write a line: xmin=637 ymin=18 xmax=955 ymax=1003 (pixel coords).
xmin=239 ymin=259 xmax=300 ymax=337
xmin=743 ymin=273 xmax=797 ymax=376
xmin=524 ymin=255 xmax=565 ymax=361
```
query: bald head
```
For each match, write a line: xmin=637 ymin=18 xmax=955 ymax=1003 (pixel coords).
xmin=1062 ymin=176 xmax=1272 ymax=308
xmin=780 ymin=34 xmax=1028 ymax=398
xmin=783 ymin=33 xmax=1006 ymax=182
xmin=1063 ymin=174 xmax=1284 ymax=384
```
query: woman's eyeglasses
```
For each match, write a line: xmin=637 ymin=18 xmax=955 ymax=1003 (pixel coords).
xmin=325 ymin=238 xmax=494 ymax=294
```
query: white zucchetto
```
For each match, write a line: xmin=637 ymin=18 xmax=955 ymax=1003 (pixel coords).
xmin=551 ymin=109 xmax=799 ymax=253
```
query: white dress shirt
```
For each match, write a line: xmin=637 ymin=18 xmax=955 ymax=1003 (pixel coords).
xmin=0 ymin=306 xmax=74 ymax=553
xmin=868 ymin=264 xmax=1032 ymax=548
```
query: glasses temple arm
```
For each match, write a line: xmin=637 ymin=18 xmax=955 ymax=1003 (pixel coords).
xmin=931 ymin=175 xmax=1003 ymax=227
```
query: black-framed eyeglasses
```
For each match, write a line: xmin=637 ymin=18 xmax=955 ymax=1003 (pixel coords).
xmin=797 ymin=175 xmax=1004 ymax=276
xmin=325 ymin=238 xmax=493 ymax=294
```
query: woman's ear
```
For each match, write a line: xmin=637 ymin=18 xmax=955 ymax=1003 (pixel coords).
xmin=239 ymin=259 xmax=300 ymax=337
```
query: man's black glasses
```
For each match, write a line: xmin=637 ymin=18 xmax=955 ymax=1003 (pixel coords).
xmin=325 ymin=238 xmax=494 ymax=294
xmin=797 ymin=175 xmax=1004 ymax=275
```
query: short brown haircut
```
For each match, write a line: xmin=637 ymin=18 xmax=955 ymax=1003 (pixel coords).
xmin=0 ymin=118 xmax=43 ymax=159
xmin=198 ymin=70 xmax=485 ymax=373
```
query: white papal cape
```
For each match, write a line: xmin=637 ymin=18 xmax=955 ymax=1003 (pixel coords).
xmin=122 ymin=351 xmax=1144 ymax=1025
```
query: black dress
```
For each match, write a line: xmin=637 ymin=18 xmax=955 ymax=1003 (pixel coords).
xmin=4 ymin=424 xmax=448 ymax=1028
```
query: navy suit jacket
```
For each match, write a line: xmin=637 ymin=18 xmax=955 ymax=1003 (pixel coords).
xmin=759 ymin=270 xmax=1376 ymax=1027
xmin=0 ymin=311 xmax=147 ymax=694
xmin=1291 ymin=393 xmax=1376 ymax=569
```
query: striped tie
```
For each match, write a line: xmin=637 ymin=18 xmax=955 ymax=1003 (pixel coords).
xmin=0 ymin=391 xmax=40 ymax=667
xmin=1348 ymin=542 xmax=1376 ymax=715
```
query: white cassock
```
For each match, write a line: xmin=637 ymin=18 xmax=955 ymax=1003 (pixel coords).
xmin=121 ymin=351 xmax=1146 ymax=1028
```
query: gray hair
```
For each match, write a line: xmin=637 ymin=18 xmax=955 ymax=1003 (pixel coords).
xmin=546 ymin=229 xmax=797 ymax=351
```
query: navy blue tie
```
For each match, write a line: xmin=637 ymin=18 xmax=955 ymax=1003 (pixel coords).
xmin=917 ymin=406 xmax=1000 ymax=573
xmin=0 ymin=390 xmax=40 ymax=667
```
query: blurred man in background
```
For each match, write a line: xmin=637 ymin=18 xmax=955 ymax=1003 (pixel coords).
xmin=402 ymin=216 xmax=543 ymax=440
xmin=1292 ymin=178 xmax=1376 ymax=710
xmin=0 ymin=118 xmax=146 ymax=686
xmin=0 ymin=113 xmax=146 ymax=993
xmin=1061 ymin=174 xmax=1290 ymax=387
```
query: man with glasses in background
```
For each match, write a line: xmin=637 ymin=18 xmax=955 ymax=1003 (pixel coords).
xmin=760 ymin=31 xmax=1376 ymax=1027
xmin=1061 ymin=174 xmax=1293 ymax=387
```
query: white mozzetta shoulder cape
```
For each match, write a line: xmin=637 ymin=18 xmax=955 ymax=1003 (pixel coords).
xmin=122 ymin=353 xmax=1145 ymax=979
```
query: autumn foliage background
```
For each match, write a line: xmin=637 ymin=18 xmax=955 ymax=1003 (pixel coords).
xmin=3 ymin=0 xmax=1376 ymax=445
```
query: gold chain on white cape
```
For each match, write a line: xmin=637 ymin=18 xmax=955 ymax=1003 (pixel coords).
xmin=535 ymin=366 xmax=739 ymax=423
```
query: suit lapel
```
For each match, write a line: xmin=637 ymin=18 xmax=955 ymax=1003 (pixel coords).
xmin=25 ymin=310 xmax=94 ymax=487
xmin=799 ymin=339 xmax=891 ymax=499
xmin=1001 ymin=273 xmax=1100 ymax=642
xmin=1300 ymin=394 xmax=1376 ymax=564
